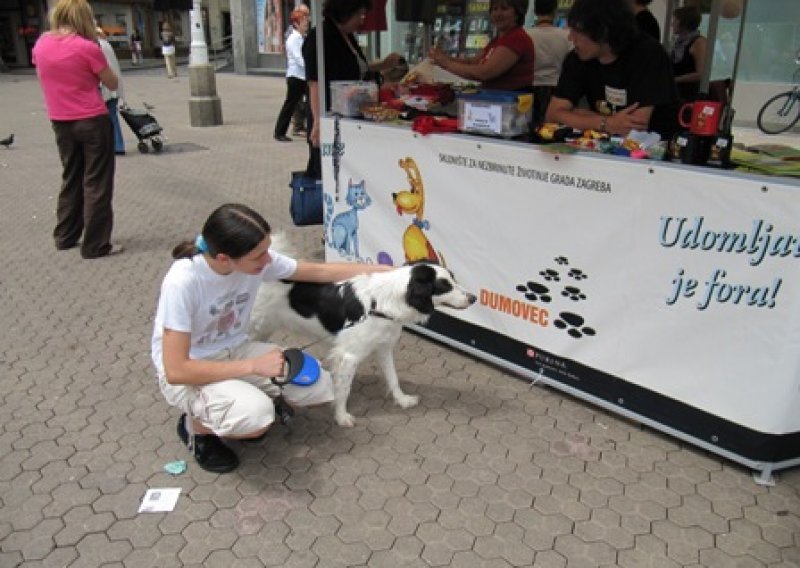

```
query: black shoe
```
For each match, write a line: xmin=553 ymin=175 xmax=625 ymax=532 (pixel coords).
xmin=274 ymin=135 xmax=292 ymax=142
xmin=274 ymin=396 xmax=295 ymax=426
xmin=82 ymin=243 xmax=124 ymax=259
xmin=177 ymin=414 xmax=239 ymax=473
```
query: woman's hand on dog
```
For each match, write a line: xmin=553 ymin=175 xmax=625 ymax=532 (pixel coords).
xmin=251 ymin=348 xmax=286 ymax=378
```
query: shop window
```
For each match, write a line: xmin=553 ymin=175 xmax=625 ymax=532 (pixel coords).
xmin=700 ymin=1 xmax=800 ymax=85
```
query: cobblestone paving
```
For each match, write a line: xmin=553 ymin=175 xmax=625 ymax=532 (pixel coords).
xmin=0 ymin=68 xmax=798 ymax=567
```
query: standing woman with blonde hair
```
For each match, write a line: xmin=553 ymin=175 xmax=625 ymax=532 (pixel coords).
xmin=32 ymin=0 xmax=122 ymax=258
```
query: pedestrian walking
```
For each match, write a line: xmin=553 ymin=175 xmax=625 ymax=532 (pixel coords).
xmin=274 ymin=7 xmax=309 ymax=142
xmin=160 ymin=22 xmax=177 ymax=78
xmin=130 ymin=29 xmax=143 ymax=65
xmin=97 ymin=27 xmax=126 ymax=155
xmin=291 ymin=3 xmax=310 ymax=135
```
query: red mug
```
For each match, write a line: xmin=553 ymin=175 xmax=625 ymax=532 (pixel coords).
xmin=679 ymin=100 xmax=722 ymax=135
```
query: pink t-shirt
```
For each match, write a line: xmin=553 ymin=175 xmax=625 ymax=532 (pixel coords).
xmin=32 ymin=33 xmax=108 ymax=120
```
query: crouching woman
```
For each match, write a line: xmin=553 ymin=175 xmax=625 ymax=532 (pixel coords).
xmin=152 ymin=203 xmax=388 ymax=473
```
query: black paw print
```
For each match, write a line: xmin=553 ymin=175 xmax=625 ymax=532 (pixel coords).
xmin=561 ymin=286 xmax=587 ymax=302
xmin=554 ymin=256 xmax=569 ymax=265
xmin=516 ymin=281 xmax=552 ymax=303
xmin=539 ymin=268 xmax=560 ymax=282
xmin=553 ymin=312 xmax=596 ymax=339
xmin=568 ymin=268 xmax=588 ymax=281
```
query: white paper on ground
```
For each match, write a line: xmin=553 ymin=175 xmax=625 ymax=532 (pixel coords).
xmin=138 ymin=487 xmax=181 ymax=513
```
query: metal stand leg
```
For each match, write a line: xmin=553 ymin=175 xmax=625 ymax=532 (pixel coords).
xmin=753 ymin=466 xmax=776 ymax=486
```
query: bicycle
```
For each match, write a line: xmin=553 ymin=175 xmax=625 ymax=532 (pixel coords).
xmin=756 ymin=50 xmax=800 ymax=134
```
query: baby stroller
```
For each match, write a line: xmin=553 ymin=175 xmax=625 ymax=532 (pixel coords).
xmin=119 ymin=105 xmax=165 ymax=153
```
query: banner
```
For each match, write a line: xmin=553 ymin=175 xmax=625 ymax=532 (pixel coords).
xmin=320 ymin=119 xmax=800 ymax=439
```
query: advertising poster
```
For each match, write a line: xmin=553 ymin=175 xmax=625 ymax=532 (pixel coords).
xmin=257 ymin=0 xmax=284 ymax=54
xmin=318 ymin=118 xmax=800 ymax=465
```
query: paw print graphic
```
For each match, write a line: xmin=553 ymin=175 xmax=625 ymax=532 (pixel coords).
xmin=568 ymin=268 xmax=588 ymax=281
xmin=539 ymin=268 xmax=560 ymax=282
xmin=516 ymin=281 xmax=552 ymax=303
xmin=553 ymin=311 xmax=596 ymax=339
xmin=561 ymin=286 xmax=587 ymax=302
xmin=554 ymin=256 xmax=569 ymax=266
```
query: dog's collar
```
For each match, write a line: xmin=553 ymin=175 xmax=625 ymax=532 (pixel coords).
xmin=369 ymin=300 xmax=394 ymax=321
xmin=339 ymin=301 xmax=393 ymax=331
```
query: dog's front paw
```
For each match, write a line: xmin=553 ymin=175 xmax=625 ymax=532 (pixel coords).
xmin=335 ymin=411 xmax=356 ymax=427
xmin=395 ymin=393 xmax=420 ymax=409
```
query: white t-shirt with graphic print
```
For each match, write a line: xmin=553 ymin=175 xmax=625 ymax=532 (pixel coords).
xmin=151 ymin=250 xmax=297 ymax=375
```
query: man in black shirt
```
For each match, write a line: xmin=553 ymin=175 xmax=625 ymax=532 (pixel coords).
xmin=546 ymin=0 xmax=679 ymax=140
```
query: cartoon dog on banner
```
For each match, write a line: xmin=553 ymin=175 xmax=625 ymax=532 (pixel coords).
xmin=324 ymin=178 xmax=372 ymax=260
xmin=392 ymin=157 xmax=443 ymax=265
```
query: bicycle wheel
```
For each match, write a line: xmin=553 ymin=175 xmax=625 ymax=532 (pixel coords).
xmin=757 ymin=91 xmax=800 ymax=134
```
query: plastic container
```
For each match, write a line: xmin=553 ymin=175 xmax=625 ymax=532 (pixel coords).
xmin=330 ymin=81 xmax=378 ymax=117
xmin=456 ymin=90 xmax=533 ymax=138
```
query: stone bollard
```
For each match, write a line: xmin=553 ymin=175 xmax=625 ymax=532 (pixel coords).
xmin=188 ymin=63 xmax=223 ymax=126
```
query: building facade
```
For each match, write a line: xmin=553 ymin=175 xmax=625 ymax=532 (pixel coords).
xmin=224 ymin=0 xmax=799 ymax=126
xmin=2 ymin=0 xmax=797 ymax=127
xmin=0 ymin=0 xmax=231 ymax=67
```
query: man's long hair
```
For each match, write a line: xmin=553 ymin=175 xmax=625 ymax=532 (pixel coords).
xmin=568 ymin=0 xmax=638 ymax=55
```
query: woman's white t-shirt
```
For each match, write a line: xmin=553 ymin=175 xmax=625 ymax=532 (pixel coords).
xmin=151 ymin=250 xmax=297 ymax=375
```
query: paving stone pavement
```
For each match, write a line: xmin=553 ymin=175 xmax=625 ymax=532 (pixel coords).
xmin=0 ymin=67 xmax=798 ymax=568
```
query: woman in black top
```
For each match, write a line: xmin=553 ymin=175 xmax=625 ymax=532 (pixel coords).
xmin=670 ymin=5 xmax=706 ymax=102
xmin=302 ymin=0 xmax=402 ymax=178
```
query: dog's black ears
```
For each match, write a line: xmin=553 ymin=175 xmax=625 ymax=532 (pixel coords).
xmin=403 ymin=259 xmax=441 ymax=267
xmin=406 ymin=264 xmax=437 ymax=314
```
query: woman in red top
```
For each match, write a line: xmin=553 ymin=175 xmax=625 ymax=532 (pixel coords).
xmin=429 ymin=0 xmax=534 ymax=91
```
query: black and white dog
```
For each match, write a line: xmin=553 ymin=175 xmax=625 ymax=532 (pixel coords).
xmin=250 ymin=258 xmax=476 ymax=426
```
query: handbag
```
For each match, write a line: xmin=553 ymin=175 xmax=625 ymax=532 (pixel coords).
xmin=289 ymin=171 xmax=323 ymax=226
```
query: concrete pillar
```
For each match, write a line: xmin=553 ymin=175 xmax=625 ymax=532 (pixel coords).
xmin=188 ymin=65 xmax=223 ymax=126
xmin=230 ymin=0 xmax=259 ymax=74
xmin=188 ymin=4 xmax=223 ymax=126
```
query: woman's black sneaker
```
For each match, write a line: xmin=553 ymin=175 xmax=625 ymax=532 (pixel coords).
xmin=177 ymin=414 xmax=239 ymax=474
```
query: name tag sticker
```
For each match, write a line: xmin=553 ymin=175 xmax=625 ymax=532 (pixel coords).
xmin=464 ymin=102 xmax=502 ymax=134
xmin=605 ymin=86 xmax=628 ymax=108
